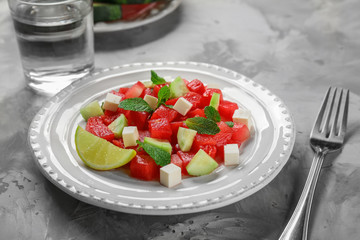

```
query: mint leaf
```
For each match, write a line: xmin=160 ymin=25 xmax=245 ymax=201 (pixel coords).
xmin=204 ymin=106 xmax=221 ymax=122
xmin=156 ymin=85 xmax=170 ymax=108
xmin=118 ymin=98 xmax=153 ymax=112
xmin=151 ymin=70 xmax=166 ymax=85
xmin=164 ymin=104 xmax=174 ymax=109
xmin=137 ymin=140 xmax=171 ymax=166
xmin=185 ymin=117 xmax=220 ymax=135
xmin=225 ymin=121 xmax=234 ymax=128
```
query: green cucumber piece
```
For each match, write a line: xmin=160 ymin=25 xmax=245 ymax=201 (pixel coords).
xmin=108 ymin=114 xmax=128 ymax=138
xmin=143 ymin=80 xmax=155 ymax=88
xmin=186 ymin=149 xmax=219 ymax=176
xmin=93 ymin=3 xmax=122 ymax=23
xmin=94 ymin=0 xmax=159 ymax=4
xmin=209 ymin=92 xmax=220 ymax=110
xmin=169 ymin=76 xmax=189 ymax=99
xmin=80 ymin=100 xmax=104 ymax=121
xmin=177 ymin=127 xmax=197 ymax=152
xmin=143 ymin=137 xmax=172 ymax=154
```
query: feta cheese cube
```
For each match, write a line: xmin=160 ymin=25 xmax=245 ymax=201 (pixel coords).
xmin=232 ymin=108 xmax=251 ymax=127
xmin=247 ymin=119 xmax=254 ymax=133
xmin=160 ymin=163 xmax=182 ymax=188
xmin=122 ymin=126 xmax=139 ymax=147
xmin=205 ymin=83 xmax=221 ymax=89
xmin=173 ymin=97 xmax=193 ymax=116
xmin=144 ymin=94 xmax=158 ymax=110
xmin=103 ymin=93 xmax=122 ymax=112
xmin=224 ymin=144 xmax=240 ymax=166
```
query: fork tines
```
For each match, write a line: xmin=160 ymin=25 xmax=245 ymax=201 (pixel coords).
xmin=312 ymin=87 xmax=349 ymax=140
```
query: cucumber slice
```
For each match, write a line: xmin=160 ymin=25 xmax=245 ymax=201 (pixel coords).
xmin=143 ymin=80 xmax=155 ymax=88
xmin=108 ymin=114 xmax=128 ymax=138
xmin=209 ymin=92 xmax=220 ymax=110
xmin=93 ymin=3 xmax=122 ymax=23
xmin=143 ymin=137 xmax=172 ymax=154
xmin=177 ymin=127 xmax=197 ymax=152
xmin=186 ymin=149 xmax=219 ymax=176
xmin=80 ymin=100 xmax=104 ymax=121
xmin=169 ymin=76 xmax=189 ymax=99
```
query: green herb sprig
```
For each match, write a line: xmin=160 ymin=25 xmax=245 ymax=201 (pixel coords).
xmin=137 ymin=140 xmax=171 ymax=166
xmin=225 ymin=121 xmax=234 ymax=128
xmin=118 ymin=98 xmax=153 ymax=113
xmin=151 ymin=70 xmax=166 ymax=85
xmin=204 ymin=106 xmax=221 ymax=122
xmin=185 ymin=117 xmax=220 ymax=135
xmin=156 ymin=85 xmax=171 ymax=109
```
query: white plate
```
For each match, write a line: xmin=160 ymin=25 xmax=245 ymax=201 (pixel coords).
xmin=94 ymin=0 xmax=182 ymax=33
xmin=28 ymin=61 xmax=295 ymax=215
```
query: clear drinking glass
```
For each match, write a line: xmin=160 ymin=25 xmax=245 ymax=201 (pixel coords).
xmin=8 ymin=0 xmax=94 ymax=96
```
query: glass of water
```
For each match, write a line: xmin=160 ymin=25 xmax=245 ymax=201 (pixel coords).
xmin=8 ymin=0 xmax=94 ymax=96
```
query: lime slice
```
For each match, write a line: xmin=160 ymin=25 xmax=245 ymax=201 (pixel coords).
xmin=75 ymin=126 xmax=136 ymax=170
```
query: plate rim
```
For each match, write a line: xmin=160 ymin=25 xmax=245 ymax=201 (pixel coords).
xmin=28 ymin=61 xmax=296 ymax=215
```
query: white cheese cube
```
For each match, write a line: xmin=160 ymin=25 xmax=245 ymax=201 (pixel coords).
xmin=160 ymin=163 xmax=182 ymax=188
xmin=205 ymin=83 xmax=221 ymax=89
xmin=232 ymin=108 xmax=251 ymax=127
xmin=247 ymin=119 xmax=255 ymax=133
xmin=173 ymin=97 xmax=193 ymax=116
xmin=103 ymin=93 xmax=122 ymax=112
xmin=224 ymin=144 xmax=240 ymax=166
xmin=144 ymin=94 xmax=158 ymax=110
xmin=122 ymin=126 xmax=139 ymax=147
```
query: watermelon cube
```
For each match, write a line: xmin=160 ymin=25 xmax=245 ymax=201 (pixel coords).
xmin=165 ymin=97 xmax=179 ymax=106
xmin=213 ymin=122 xmax=233 ymax=148
xmin=101 ymin=110 xmax=121 ymax=126
xmin=130 ymin=154 xmax=159 ymax=181
xmin=186 ymin=79 xmax=206 ymax=94
xmin=231 ymin=123 xmax=250 ymax=144
xmin=149 ymin=118 xmax=172 ymax=141
xmin=138 ymin=130 xmax=151 ymax=142
xmin=171 ymin=154 xmax=183 ymax=171
xmin=191 ymin=134 xmax=217 ymax=152
xmin=127 ymin=111 xmax=150 ymax=130
xmin=199 ymin=145 xmax=217 ymax=159
xmin=218 ymin=100 xmax=239 ymax=120
xmin=140 ymin=87 xmax=154 ymax=98
xmin=118 ymin=87 xmax=129 ymax=94
xmin=176 ymin=151 xmax=195 ymax=175
xmin=187 ymin=108 xmax=205 ymax=118
xmin=183 ymin=92 xmax=203 ymax=110
xmin=86 ymin=116 xmax=115 ymax=141
xmin=112 ymin=138 xmax=125 ymax=148
xmin=125 ymin=81 xmax=146 ymax=99
xmin=150 ymin=105 xmax=179 ymax=122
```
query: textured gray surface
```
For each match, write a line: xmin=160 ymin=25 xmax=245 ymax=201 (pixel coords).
xmin=1 ymin=0 xmax=360 ymax=239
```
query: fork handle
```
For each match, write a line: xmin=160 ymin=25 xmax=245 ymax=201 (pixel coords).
xmin=278 ymin=149 xmax=327 ymax=240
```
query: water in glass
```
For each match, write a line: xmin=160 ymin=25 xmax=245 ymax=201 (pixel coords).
xmin=9 ymin=0 xmax=94 ymax=95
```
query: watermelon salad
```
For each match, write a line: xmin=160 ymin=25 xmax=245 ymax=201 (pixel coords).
xmin=76 ymin=70 xmax=252 ymax=188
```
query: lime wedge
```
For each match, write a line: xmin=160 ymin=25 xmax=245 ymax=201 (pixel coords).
xmin=75 ymin=126 xmax=136 ymax=170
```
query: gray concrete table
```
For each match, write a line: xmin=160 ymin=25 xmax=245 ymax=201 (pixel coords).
xmin=1 ymin=0 xmax=360 ymax=239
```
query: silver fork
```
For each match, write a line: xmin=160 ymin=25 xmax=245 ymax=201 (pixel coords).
xmin=279 ymin=87 xmax=350 ymax=240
